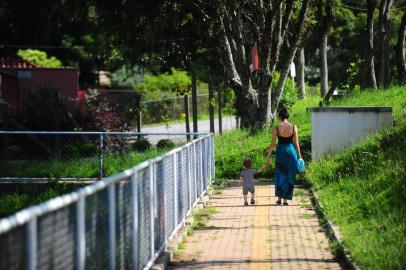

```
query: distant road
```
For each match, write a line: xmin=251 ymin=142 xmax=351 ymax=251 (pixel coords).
xmin=140 ymin=116 xmax=237 ymax=144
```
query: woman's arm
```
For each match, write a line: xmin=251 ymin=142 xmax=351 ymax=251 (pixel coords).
xmin=265 ymin=128 xmax=277 ymax=163
xmin=293 ymin=125 xmax=302 ymax=159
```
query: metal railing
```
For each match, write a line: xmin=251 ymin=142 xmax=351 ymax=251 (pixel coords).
xmin=0 ymin=133 xmax=214 ymax=270
xmin=0 ymin=131 xmax=208 ymax=180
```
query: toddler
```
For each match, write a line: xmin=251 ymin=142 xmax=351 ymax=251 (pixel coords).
xmin=238 ymin=158 xmax=263 ymax=206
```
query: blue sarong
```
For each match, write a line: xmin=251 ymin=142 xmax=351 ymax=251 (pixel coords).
xmin=274 ymin=143 xmax=298 ymax=200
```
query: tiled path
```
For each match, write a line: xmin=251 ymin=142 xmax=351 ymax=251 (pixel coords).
xmin=169 ymin=183 xmax=343 ymax=270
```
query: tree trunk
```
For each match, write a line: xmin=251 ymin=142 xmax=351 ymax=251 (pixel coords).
xmin=378 ymin=0 xmax=393 ymax=88
xmin=396 ymin=9 xmax=406 ymax=85
xmin=296 ymin=47 xmax=306 ymax=99
xmin=365 ymin=0 xmax=378 ymax=89
xmin=320 ymin=34 xmax=328 ymax=96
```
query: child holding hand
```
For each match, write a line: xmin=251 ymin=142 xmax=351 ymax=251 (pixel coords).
xmin=238 ymin=158 xmax=266 ymax=206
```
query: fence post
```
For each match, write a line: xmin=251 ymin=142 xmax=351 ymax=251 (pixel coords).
xmin=218 ymin=88 xmax=223 ymax=135
xmin=108 ymin=184 xmax=116 ymax=270
xmin=27 ymin=218 xmax=37 ymax=270
xmin=184 ymin=95 xmax=191 ymax=142
xmin=173 ymin=152 xmax=178 ymax=228
xmin=131 ymin=170 xmax=139 ymax=269
xmin=149 ymin=162 xmax=155 ymax=260
xmin=99 ymin=134 xmax=104 ymax=179
xmin=187 ymin=147 xmax=192 ymax=209
xmin=211 ymin=134 xmax=215 ymax=182
xmin=200 ymin=140 xmax=204 ymax=193
xmin=193 ymin=142 xmax=198 ymax=200
xmin=76 ymin=197 xmax=85 ymax=270
xmin=191 ymin=72 xmax=198 ymax=140
xmin=208 ymin=82 xmax=215 ymax=134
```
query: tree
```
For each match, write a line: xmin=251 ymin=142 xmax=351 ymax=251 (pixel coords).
xmin=318 ymin=0 xmax=333 ymax=97
xmin=377 ymin=0 xmax=393 ymax=88
xmin=194 ymin=0 xmax=312 ymax=129
xmin=396 ymin=8 xmax=406 ymax=84
xmin=363 ymin=0 xmax=378 ymax=89
xmin=17 ymin=49 xmax=63 ymax=68
xmin=296 ymin=47 xmax=306 ymax=99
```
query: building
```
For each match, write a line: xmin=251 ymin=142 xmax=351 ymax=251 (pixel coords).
xmin=0 ymin=56 xmax=79 ymax=115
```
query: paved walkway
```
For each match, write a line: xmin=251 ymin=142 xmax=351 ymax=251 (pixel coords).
xmin=169 ymin=183 xmax=343 ymax=270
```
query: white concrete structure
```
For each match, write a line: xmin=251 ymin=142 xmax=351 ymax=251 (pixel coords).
xmin=308 ymin=107 xmax=393 ymax=160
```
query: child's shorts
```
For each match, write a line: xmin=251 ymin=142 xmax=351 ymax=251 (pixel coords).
xmin=243 ymin=185 xmax=255 ymax=195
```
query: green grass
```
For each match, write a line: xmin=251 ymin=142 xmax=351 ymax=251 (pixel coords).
xmin=304 ymin=86 xmax=406 ymax=269
xmin=0 ymin=188 xmax=64 ymax=218
xmin=0 ymin=148 xmax=168 ymax=178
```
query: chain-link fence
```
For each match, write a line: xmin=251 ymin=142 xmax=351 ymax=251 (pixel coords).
xmin=0 ymin=133 xmax=214 ymax=270
xmin=0 ymin=131 xmax=208 ymax=179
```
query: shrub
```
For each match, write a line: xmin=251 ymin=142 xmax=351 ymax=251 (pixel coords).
xmin=80 ymin=143 xmax=98 ymax=157
xmin=132 ymin=138 xmax=152 ymax=152
xmin=156 ymin=139 xmax=175 ymax=149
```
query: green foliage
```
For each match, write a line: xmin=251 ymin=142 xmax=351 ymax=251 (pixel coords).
xmin=156 ymin=139 xmax=175 ymax=149
xmin=338 ymin=59 xmax=363 ymax=92
xmin=272 ymin=72 xmax=298 ymax=110
xmin=0 ymin=148 xmax=167 ymax=178
xmin=0 ymin=188 xmax=62 ymax=218
xmin=135 ymin=68 xmax=191 ymax=99
xmin=17 ymin=49 xmax=63 ymax=68
xmin=132 ymin=138 xmax=152 ymax=152
xmin=111 ymin=65 xmax=147 ymax=88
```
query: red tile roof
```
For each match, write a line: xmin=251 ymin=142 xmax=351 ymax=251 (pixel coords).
xmin=0 ymin=56 xmax=38 ymax=68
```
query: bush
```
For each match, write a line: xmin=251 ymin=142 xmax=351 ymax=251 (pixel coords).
xmin=156 ymin=139 xmax=175 ymax=149
xmin=132 ymin=138 xmax=152 ymax=152
xmin=80 ymin=143 xmax=98 ymax=157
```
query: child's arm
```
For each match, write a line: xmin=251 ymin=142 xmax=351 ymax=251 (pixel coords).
xmin=238 ymin=176 xmax=243 ymax=187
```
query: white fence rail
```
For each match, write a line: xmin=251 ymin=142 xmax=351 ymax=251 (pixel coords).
xmin=0 ymin=134 xmax=214 ymax=270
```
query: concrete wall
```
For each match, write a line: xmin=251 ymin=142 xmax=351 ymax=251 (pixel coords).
xmin=308 ymin=107 xmax=393 ymax=161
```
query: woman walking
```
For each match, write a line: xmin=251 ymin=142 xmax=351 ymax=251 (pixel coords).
xmin=264 ymin=108 xmax=302 ymax=205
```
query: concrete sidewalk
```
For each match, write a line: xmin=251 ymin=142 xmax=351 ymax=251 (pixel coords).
xmin=169 ymin=183 xmax=343 ymax=270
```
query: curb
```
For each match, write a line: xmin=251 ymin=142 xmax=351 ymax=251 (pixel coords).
xmin=308 ymin=189 xmax=362 ymax=270
xmin=151 ymin=194 xmax=210 ymax=270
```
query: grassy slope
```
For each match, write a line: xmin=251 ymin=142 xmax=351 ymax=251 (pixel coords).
xmin=215 ymin=86 xmax=406 ymax=269
xmin=306 ymin=87 xmax=406 ymax=269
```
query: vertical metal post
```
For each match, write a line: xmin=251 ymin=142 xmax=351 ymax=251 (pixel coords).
xmin=173 ymin=152 xmax=178 ymax=228
xmin=162 ymin=159 xmax=167 ymax=242
xmin=191 ymin=72 xmax=198 ymax=140
xmin=131 ymin=170 xmax=139 ymax=269
xmin=184 ymin=95 xmax=191 ymax=142
xmin=99 ymin=134 xmax=104 ymax=179
xmin=211 ymin=134 xmax=215 ymax=182
xmin=200 ymin=140 xmax=204 ymax=193
xmin=148 ymin=162 xmax=155 ymax=260
xmin=27 ymin=218 xmax=37 ymax=270
xmin=218 ymin=88 xmax=223 ymax=135
xmin=76 ymin=197 xmax=85 ymax=270
xmin=108 ymin=184 xmax=116 ymax=270
xmin=208 ymin=82 xmax=215 ymax=134
xmin=136 ymin=98 xmax=142 ymax=139
xmin=193 ymin=143 xmax=198 ymax=199
xmin=187 ymin=147 xmax=192 ymax=209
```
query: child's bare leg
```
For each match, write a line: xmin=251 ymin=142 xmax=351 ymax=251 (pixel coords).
xmin=250 ymin=192 xmax=255 ymax=200
xmin=243 ymin=194 xmax=248 ymax=202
